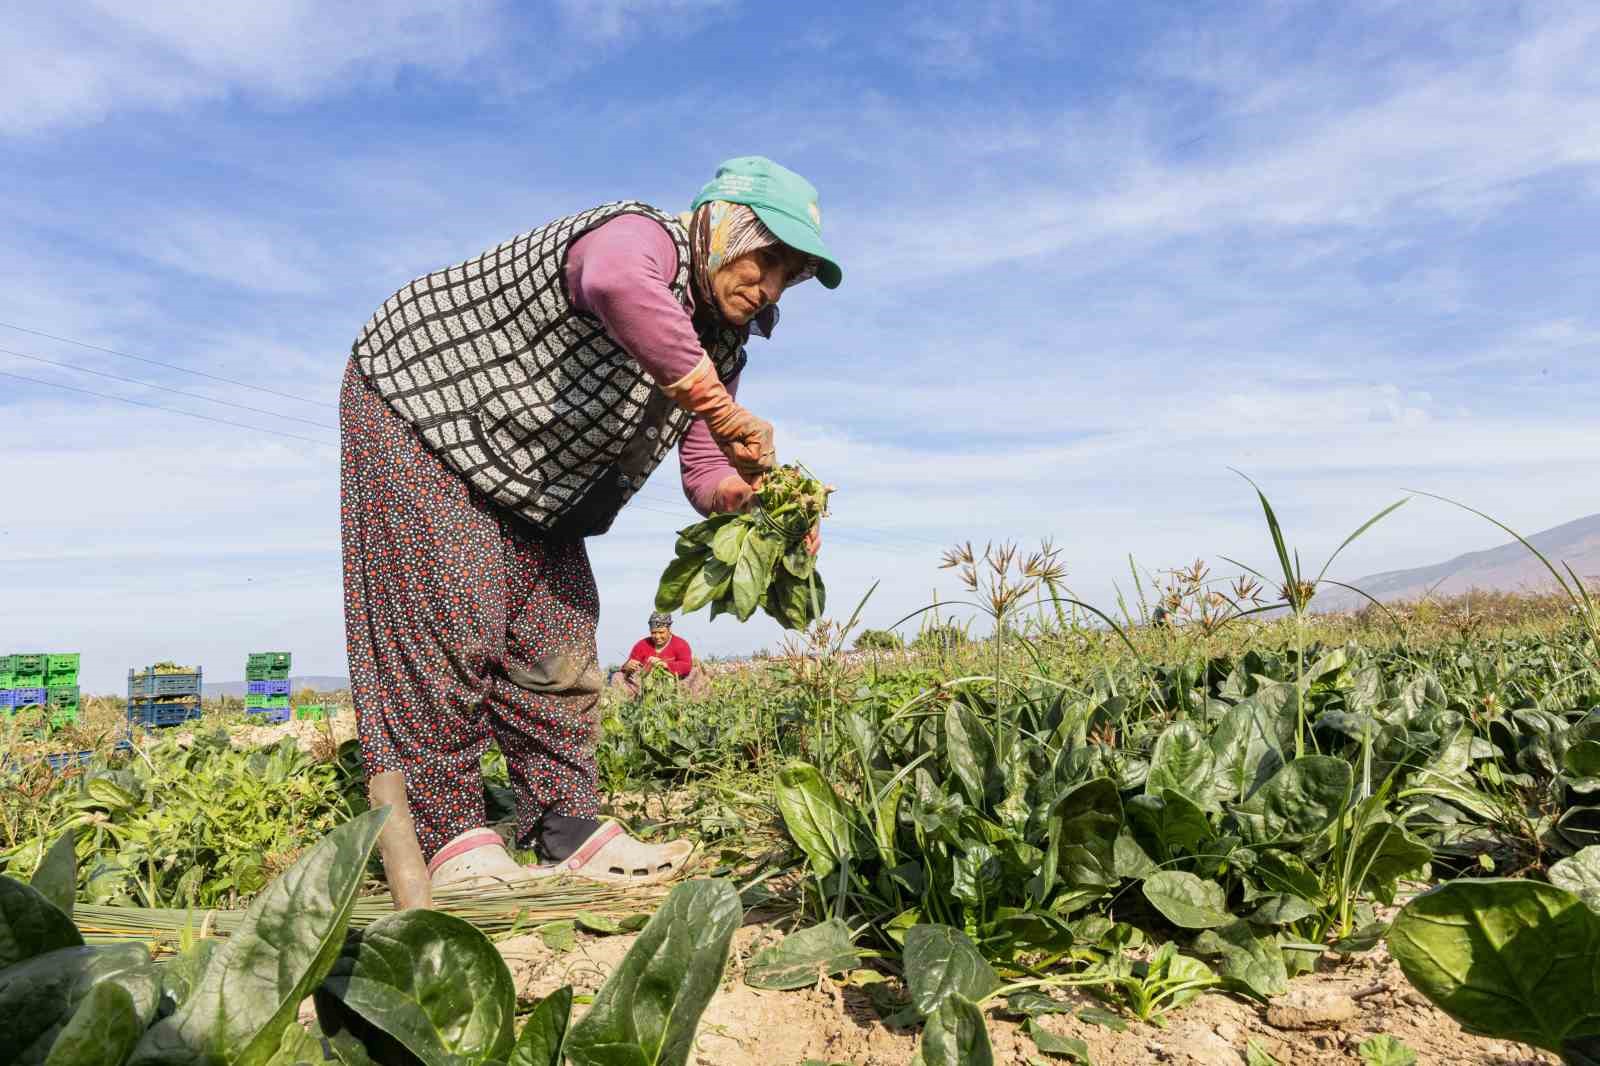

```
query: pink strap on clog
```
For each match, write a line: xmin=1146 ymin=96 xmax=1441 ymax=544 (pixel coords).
xmin=563 ymin=822 xmax=625 ymax=871
xmin=426 ymin=829 xmax=504 ymax=876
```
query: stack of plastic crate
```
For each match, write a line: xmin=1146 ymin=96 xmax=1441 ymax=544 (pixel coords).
xmin=45 ymin=653 xmax=80 ymax=727
xmin=7 ymin=653 xmax=48 ymax=717
xmin=127 ymin=664 xmax=203 ymax=729
xmin=245 ymin=652 xmax=292 ymax=723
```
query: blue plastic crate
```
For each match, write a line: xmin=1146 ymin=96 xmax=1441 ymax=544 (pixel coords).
xmin=246 ymin=679 xmax=292 ymax=696
xmin=0 ymin=691 xmax=13 ymax=709
xmin=127 ymin=700 xmax=202 ymax=728
xmin=247 ymin=707 xmax=291 ymax=724
xmin=128 ymin=670 xmax=202 ymax=699
xmin=11 ymin=687 xmax=47 ymax=708
xmin=45 ymin=750 xmax=95 ymax=772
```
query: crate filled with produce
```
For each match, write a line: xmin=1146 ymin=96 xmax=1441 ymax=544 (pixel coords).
xmin=127 ymin=661 xmax=202 ymax=728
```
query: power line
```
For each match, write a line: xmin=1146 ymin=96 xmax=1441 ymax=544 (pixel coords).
xmin=0 ymin=346 xmax=339 ymax=431
xmin=1 ymin=321 xmax=951 ymax=550
xmin=0 ymin=372 xmax=937 ymax=549
xmin=0 ymin=370 xmax=338 ymax=449
xmin=0 ymin=320 xmax=337 ymax=410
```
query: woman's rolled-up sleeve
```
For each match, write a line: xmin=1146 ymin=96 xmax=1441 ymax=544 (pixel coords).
xmin=678 ymin=371 xmax=740 ymax=516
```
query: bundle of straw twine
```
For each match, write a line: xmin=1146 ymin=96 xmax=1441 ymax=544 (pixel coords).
xmin=74 ymin=878 xmax=671 ymax=953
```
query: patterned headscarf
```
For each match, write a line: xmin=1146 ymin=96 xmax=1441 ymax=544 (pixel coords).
xmin=648 ymin=611 xmax=673 ymax=629
xmin=688 ymin=201 xmax=818 ymax=337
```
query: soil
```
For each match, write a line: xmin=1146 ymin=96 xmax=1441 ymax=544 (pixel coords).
xmin=493 ymin=920 xmax=1557 ymax=1066
xmin=227 ymin=714 xmax=357 ymax=752
xmin=159 ymin=713 xmax=358 ymax=754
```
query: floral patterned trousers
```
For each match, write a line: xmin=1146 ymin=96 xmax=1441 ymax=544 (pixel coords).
xmin=340 ymin=361 xmax=603 ymax=862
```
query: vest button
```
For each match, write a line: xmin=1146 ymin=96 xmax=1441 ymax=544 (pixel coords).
xmin=617 ymin=474 xmax=631 ymax=488
xmin=645 ymin=425 xmax=659 ymax=440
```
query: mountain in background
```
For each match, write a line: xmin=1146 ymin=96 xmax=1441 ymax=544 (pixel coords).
xmin=1325 ymin=512 xmax=1600 ymax=608
xmin=204 ymin=675 xmax=350 ymax=698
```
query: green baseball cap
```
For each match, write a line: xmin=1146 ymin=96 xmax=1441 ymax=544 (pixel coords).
xmin=692 ymin=156 xmax=842 ymax=289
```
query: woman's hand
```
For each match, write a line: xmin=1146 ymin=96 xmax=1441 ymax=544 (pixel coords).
xmin=711 ymin=473 xmax=824 ymax=555
xmin=705 ymin=406 xmax=775 ymax=478
xmin=710 ymin=473 xmax=760 ymax=515
xmin=803 ymin=485 xmax=833 ymax=554
xmin=663 ymin=357 xmax=776 ymax=478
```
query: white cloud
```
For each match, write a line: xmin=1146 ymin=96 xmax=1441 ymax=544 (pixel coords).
xmin=893 ymin=0 xmax=1062 ymax=78
xmin=842 ymin=7 xmax=1600 ymax=285
xmin=0 ymin=0 xmax=742 ymax=135
xmin=0 ymin=1 xmax=506 ymax=134
xmin=554 ymin=0 xmax=734 ymax=43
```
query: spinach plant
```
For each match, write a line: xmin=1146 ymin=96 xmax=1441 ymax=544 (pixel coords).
xmin=3 ymin=816 xmax=743 ymax=1066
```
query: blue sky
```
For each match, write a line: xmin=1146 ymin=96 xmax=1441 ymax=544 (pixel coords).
xmin=2 ymin=1 xmax=1596 ymax=693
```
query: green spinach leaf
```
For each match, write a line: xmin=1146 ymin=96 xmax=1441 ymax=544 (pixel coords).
xmin=41 ymin=980 xmax=143 ymax=1066
xmin=902 ymin=924 xmax=999 ymax=1017
xmin=30 ymin=834 xmax=79 ymax=920
xmin=508 ymin=986 xmax=572 ymax=1066
xmin=0 ymin=875 xmax=83 ymax=969
xmin=566 ymin=879 xmax=742 ymax=1066
xmin=128 ymin=808 xmax=388 ymax=1066
xmin=744 ymin=919 xmax=861 ymax=991
xmin=1388 ymin=879 xmax=1600 ymax=1052
xmin=315 ymin=909 xmax=516 ymax=1066
xmin=775 ymin=764 xmax=857 ymax=881
xmin=1142 ymin=871 xmax=1232 ymax=930
xmin=916 ymin=995 xmax=992 ymax=1066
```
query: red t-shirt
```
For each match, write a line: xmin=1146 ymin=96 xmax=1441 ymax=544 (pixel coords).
xmin=626 ymin=635 xmax=694 ymax=678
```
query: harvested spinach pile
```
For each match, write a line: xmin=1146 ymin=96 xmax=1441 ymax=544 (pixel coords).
xmin=655 ymin=464 xmax=830 ymax=629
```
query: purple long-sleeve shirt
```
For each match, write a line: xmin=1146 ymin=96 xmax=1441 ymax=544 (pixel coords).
xmin=565 ymin=214 xmax=741 ymax=517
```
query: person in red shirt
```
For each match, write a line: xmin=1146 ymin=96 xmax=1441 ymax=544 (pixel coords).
xmin=611 ymin=612 xmax=705 ymax=697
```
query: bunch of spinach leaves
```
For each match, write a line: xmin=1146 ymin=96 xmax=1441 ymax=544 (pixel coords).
xmin=654 ymin=464 xmax=828 ymax=629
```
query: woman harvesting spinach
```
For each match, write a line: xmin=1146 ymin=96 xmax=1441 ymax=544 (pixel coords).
xmin=341 ymin=157 xmax=840 ymax=893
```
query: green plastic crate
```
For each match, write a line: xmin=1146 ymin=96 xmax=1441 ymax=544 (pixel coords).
xmin=245 ymin=694 xmax=291 ymax=710
xmin=245 ymin=665 xmax=292 ymax=682
xmin=14 ymin=654 xmax=46 ymax=674
xmin=49 ymin=706 xmax=79 ymax=728
xmin=12 ymin=673 xmax=44 ymax=691
xmin=247 ymin=652 xmax=292 ymax=671
xmin=46 ymin=653 xmax=80 ymax=675
xmin=0 ymin=672 xmax=12 ymax=690
xmin=48 ymin=684 xmax=79 ymax=706
xmin=294 ymin=703 xmax=333 ymax=721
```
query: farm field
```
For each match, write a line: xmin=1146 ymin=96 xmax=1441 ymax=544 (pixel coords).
xmin=3 ymin=555 xmax=1598 ymax=1065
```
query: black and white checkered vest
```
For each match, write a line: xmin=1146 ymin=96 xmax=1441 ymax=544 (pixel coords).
xmin=350 ymin=202 xmax=746 ymax=537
